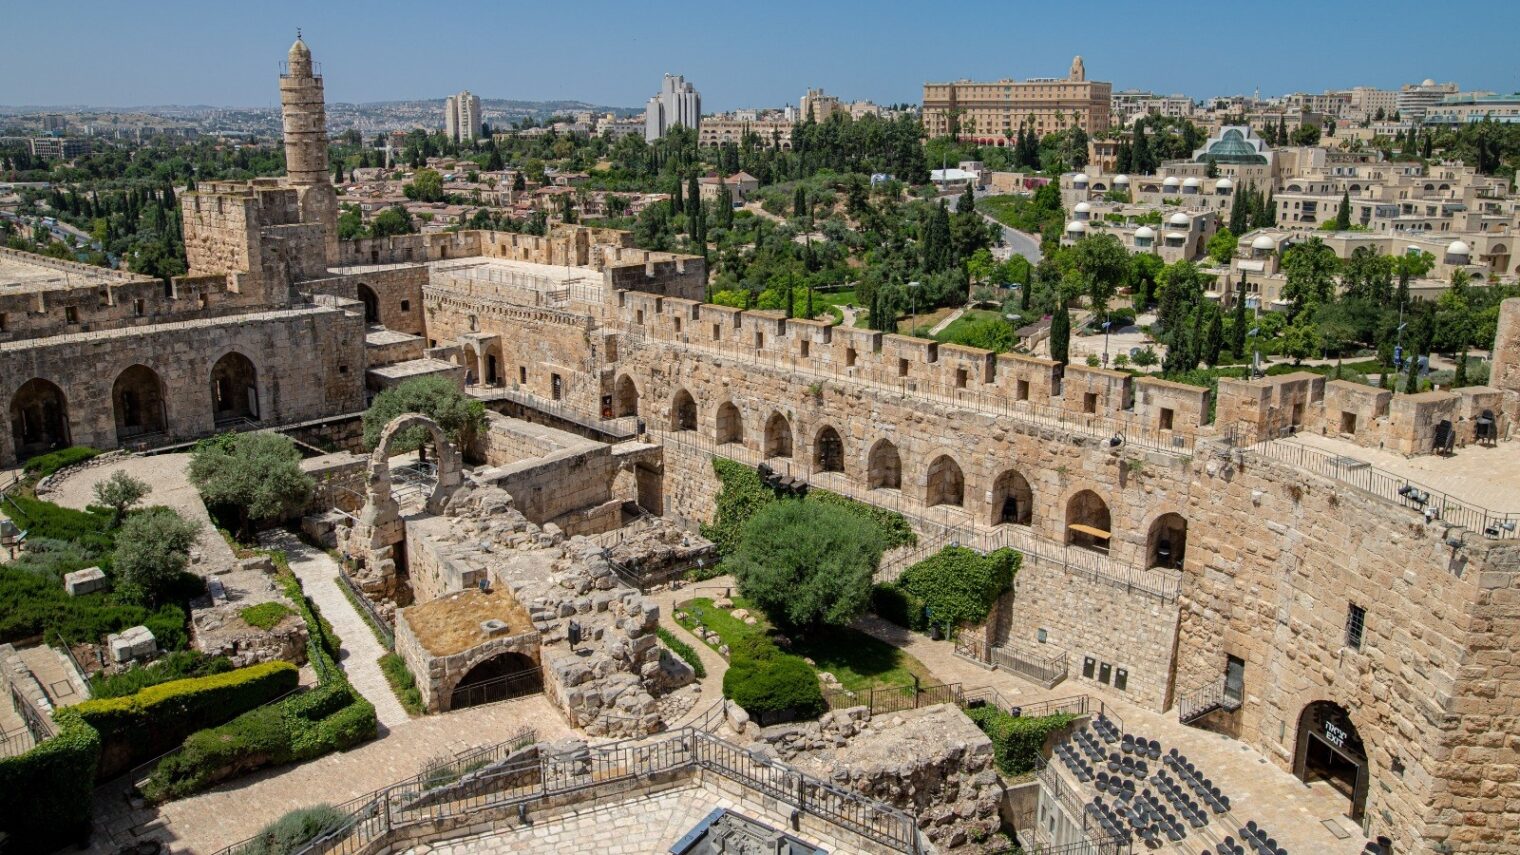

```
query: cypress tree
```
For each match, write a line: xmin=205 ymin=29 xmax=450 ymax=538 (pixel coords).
xmin=1334 ymin=190 xmax=1351 ymax=231
xmin=686 ymin=173 xmax=700 ymax=221
xmin=1050 ymin=305 xmax=1070 ymax=365
xmin=673 ymin=176 xmax=683 ymax=215
xmin=1230 ymin=286 xmax=1248 ymax=358
xmin=1454 ymin=349 xmax=1469 ymax=387
xmin=793 ymin=185 xmax=807 ymax=219
xmin=1228 ymin=185 xmax=1250 ymax=234
xmin=1203 ymin=303 xmax=1224 ymax=367
xmin=1404 ymin=350 xmax=1419 ymax=393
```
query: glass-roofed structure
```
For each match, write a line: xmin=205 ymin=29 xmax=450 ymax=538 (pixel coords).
xmin=1192 ymin=126 xmax=1271 ymax=164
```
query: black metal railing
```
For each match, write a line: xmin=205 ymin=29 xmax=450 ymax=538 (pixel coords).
xmin=336 ymin=569 xmax=394 ymax=649
xmin=1241 ymin=437 xmax=1520 ymax=539
xmin=9 ymin=681 xmax=54 ymax=744
xmin=990 ymin=644 xmax=1069 ymax=689
xmin=448 ymin=666 xmax=544 ymax=711
xmin=211 ymin=727 xmax=925 ymax=855
xmin=1176 ymin=676 xmax=1240 ymax=724
xmin=822 ymin=681 xmax=963 ymax=717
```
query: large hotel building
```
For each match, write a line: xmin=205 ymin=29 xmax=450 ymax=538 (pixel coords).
xmin=922 ymin=56 xmax=1112 ymax=143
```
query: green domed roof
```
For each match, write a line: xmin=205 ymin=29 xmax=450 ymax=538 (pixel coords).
xmin=1198 ymin=129 xmax=1268 ymax=164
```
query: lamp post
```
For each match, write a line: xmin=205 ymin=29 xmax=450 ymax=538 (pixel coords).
xmin=1101 ymin=320 xmax=1112 ymax=367
xmin=1248 ymin=327 xmax=1261 ymax=378
xmin=907 ymin=280 xmax=921 ymax=334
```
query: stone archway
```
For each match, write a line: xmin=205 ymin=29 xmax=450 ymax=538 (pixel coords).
xmin=867 ymin=439 xmax=902 ymax=490
xmin=210 ymin=352 xmax=260 ymax=424
xmin=813 ymin=425 xmax=844 ymax=474
xmin=670 ymin=388 xmax=697 ymax=432
xmin=446 ymin=650 xmax=542 ymax=711
xmin=1293 ymin=700 xmax=1369 ymax=822
xmin=990 ymin=468 xmax=1033 ymax=526
xmin=1145 ymin=512 xmax=1188 ymax=569
xmin=764 ymin=412 xmax=793 ymax=459
xmin=357 ymin=283 xmax=380 ymax=324
xmin=346 ymin=413 xmax=466 ymax=599
xmin=715 ymin=401 xmax=744 ymax=446
xmin=614 ymin=374 xmax=640 ymax=418
xmin=112 ymin=364 xmax=168 ymax=442
xmin=1065 ymin=489 xmax=1112 ymax=553
xmin=925 ymin=454 xmax=965 ymax=507
xmin=9 ymin=378 xmax=70 ymax=460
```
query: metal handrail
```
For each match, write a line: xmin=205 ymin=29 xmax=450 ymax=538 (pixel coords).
xmin=1176 ymin=675 xmax=1239 ymax=724
xmin=335 ymin=568 xmax=394 ymax=649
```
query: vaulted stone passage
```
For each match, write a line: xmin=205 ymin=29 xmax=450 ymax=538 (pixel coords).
xmin=9 ymin=378 xmax=70 ymax=460
xmin=813 ymin=425 xmax=844 ymax=473
xmin=1146 ymin=512 xmax=1188 ymax=569
xmin=670 ymin=388 xmax=697 ymax=432
xmin=925 ymin=454 xmax=964 ymax=507
xmin=990 ymin=468 xmax=1033 ymax=526
xmin=112 ymin=364 xmax=168 ymax=441
xmin=867 ymin=439 xmax=902 ymax=490
xmin=715 ymin=401 xmax=743 ymax=445
xmin=764 ymin=412 xmax=793 ymax=459
xmin=1065 ymin=489 xmax=1112 ymax=553
xmin=210 ymin=351 xmax=260 ymax=424
xmin=614 ymin=374 xmax=640 ymax=418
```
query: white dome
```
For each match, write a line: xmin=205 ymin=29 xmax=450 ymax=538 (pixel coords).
xmin=1162 ymin=176 xmax=1180 ymax=188
xmin=1422 ymin=78 xmax=1436 ymax=87
xmin=1182 ymin=177 xmax=1201 ymax=188
xmin=1134 ymin=226 xmax=1156 ymax=239
xmin=1169 ymin=212 xmax=1190 ymax=226
xmin=1447 ymin=239 xmax=1471 ymax=256
xmin=1251 ymin=235 xmax=1276 ymax=250
xmin=1074 ymin=201 xmax=1092 ymax=213
xmin=1073 ymin=173 xmax=1089 ymax=184
xmin=1215 ymin=178 xmax=1234 ymax=191
xmin=1114 ymin=174 xmax=1130 ymax=185
xmin=1066 ymin=220 xmax=1087 ymax=233
xmin=1165 ymin=231 xmax=1187 ymax=241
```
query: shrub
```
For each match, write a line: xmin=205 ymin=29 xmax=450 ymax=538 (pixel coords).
xmin=806 ymin=489 xmax=916 ymax=549
xmin=656 ymin=626 xmax=706 ymax=679
xmin=727 ymin=499 xmax=883 ymax=631
xmin=93 ymin=471 xmax=151 ymax=525
xmin=89 ymin=651 xmax=233 ymax=698
xmin=722 ymin=649 xmax=825 ymax=720
xmin=241 ymin=804 xmax=354 ymax=855
xmin=379 ymin=653 xmax=426 ymax=716
xmin=870 ymin=583 xmax=927 ymax=631
xmin=896 ymin=546 xmax=1020 ymax=632
xmin=700 ymin=458 xmax=779 ymax=555
xmin=241 ymin=601 xmax=295 ymax=630
xmin=73 ymin=660 xmax=299 ymax=778
xmin=143 ymin=683 xmax=377 ymax=802
xmin=112 ymin=507 xmax=200 ymax=605
xmin=967 ymin=706 xmax=1078 ymax=777
xmin=0 ymin=708 xmax=102 ymax=850
xmin=189 ymin=433 xmax=314 ymax=538
xmin=22 ymin=446 xmax=99 ymax=477
xmin=0 ymin=493 xmax=114 ymax=553
xmin=362 ymin=374 xmax=487 ymax=452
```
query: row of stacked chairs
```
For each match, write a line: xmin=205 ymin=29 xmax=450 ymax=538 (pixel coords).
xmin=1164 ymin=748 xmax=1231 ymax=814
xmin=1124 ymin=787 xmax=1190 ymax=848
xmin=1107 ymin=751 xmax=1150 ymax=781
xmin=1205 ymin=820 xmax=1288 ymax=855
xmin=1073 ymin=727 xmax=1107 ymax=765
xmin=1146 ymin=769 xmax=1212 ymax=829
xmin=1055 ymin=741 xmax=1094 ymax=782
xmin=1123 ymin=732 xmax=1163 ymax=761
xmin=1082 ymin=796 xmax=1133 ymax=847
xmin=1092 ymin=712 xmax=1121 ymax=744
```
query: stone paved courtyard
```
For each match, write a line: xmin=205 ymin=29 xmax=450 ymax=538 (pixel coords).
xmin=88 ymin=695 xmax=574 ymax=854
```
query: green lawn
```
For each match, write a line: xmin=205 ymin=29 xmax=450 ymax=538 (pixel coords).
xmin=674 ymin=596 xmax=933 ymax=693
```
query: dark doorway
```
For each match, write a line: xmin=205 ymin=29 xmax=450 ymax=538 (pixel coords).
xmin=357 ymin=283 xmax=380 ymax=324
xmin=1293 ymin=701 xmax=1369 ymax=822
xmin=449 ymin=652 xmax=542 ymax=710
xmin=9 ymin=378 xmax=71 ymax=460
xmin=210 ymin=352 xmax=260 ymax=424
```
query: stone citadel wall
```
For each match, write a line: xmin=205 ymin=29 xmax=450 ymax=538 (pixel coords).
xmin=608 ymin=327 xmax=1520 ymax=854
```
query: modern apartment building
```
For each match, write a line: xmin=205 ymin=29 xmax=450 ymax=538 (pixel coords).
xmin=1397 ymin=79 xmax=1459 ymax=122
xmin=922 ymin=56 xmax=1112 ymax=143
xmin=443 ymin=90 xmax=482 ymax=143
xmin=645 ymin=74 xmax=701 ymax=141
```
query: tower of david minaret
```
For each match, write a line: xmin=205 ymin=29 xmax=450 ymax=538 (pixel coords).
xmin=279 ymin=35 xmax=339 ymax=263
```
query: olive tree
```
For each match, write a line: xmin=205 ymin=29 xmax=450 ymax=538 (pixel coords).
xmin=188 ymin=432 xmax=314 ymax=539
xmin=726 ymin=500 xmax=885 ymax=632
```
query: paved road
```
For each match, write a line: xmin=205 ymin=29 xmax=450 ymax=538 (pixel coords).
xmin=983 ymin=213 xmax=1041 ymax=265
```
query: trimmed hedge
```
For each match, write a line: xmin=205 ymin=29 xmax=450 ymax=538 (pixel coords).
xmin=22 ymin=445 xmax=100 ymax=477
xmin=721 ymin=636 xmax=824 ymax=720
xmin=966 ymin=706 xmax=1078 ymax=777
xmin=89 ymin=650 xmax=233 ymax=699
xmin=894 ymin=546 xmax=1019 ymax=633
xmin=656 ymin=626 xmax=707 ymax=679
xmin=143 ymin=682 xmax=376 ymax=802
xmin=0 ymin=708 xmax=101 ymax=851
xmin=379 ymin=653 xmax=425 ymax=716
xmin=73 ymin=659 xmax=299 ymax=778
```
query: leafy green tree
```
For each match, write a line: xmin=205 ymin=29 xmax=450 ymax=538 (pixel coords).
xmin=1281 ymin=238 xmax=1338 ymax=318
xmin=1132 ymin=346 xmax=1158 ymax=367
xmin=188 ymin=432 xmax=314 ymax=539
xmin=727 ymin=500 xmax=884 ymax=631
xmin=113 ymin=507 xmax=200 ymax=605
xmin=369 ymin=206 xmax=414 ymax=237
xmin=1281 ymin=312 xmax=1323 ymax=364
xmin=362 ymin=375 xmax=487 ymax=453
xmin=1070 ymin=233 xmax=1128 ymax=314
xmin=1206 ymin=227 xmax=1238 ymax=265
xmin=1292 ymin=124 xmax=1323 ymax=146
xmin=1393 ymin=250 xmax=1434 ymax=309
xmin=403 ymin=168 xmax=445 ymax=202
xmin=93 ymin=471 xmax=151 ymax=527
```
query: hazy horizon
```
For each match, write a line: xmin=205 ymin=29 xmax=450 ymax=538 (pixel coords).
xmin=1 ymin=0 xmax=1516 ymax=112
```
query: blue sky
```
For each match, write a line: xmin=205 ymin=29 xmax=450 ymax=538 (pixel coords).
xmin=1 ymin=0 xmax=1516 ymax=110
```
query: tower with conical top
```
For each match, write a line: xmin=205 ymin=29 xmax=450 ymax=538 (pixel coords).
xmin=280 ymin=34 xmax=339 ymax=263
